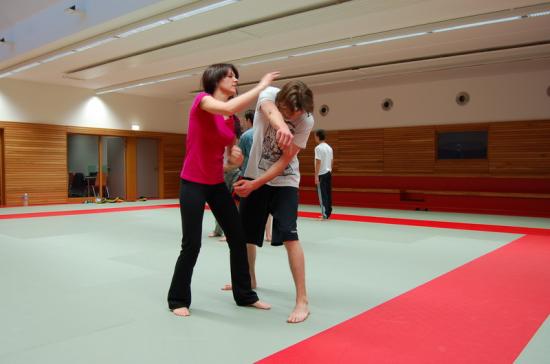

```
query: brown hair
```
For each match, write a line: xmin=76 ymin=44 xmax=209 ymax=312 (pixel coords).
xmin=244 ymin=109 xmax=255 ymax=125
xmin=315 ymin=129 xmax=326 ymax=141
xmin=201 ymin=63 xmax=239 ymax=95
xmin=275 ymin=80 xmax=314 ymax=114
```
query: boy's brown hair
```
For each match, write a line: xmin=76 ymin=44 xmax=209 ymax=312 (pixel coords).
xmin=275 ymin=81 xmax=314 ymax=114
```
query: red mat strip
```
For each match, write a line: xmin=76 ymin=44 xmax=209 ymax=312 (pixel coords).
xmin=1 ymin=205 xmax=549 ymax=236
xmin=0 ymin=204 xmax=179 ymax=219
xmin=257 ymin=234 xmax=550 ymax=363
xmin=297 ymin=211 xmax=550 ymax=236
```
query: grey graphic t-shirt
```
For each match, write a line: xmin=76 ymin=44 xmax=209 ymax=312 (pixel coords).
xmin=244 ymin=87 xmax=314 ymax=188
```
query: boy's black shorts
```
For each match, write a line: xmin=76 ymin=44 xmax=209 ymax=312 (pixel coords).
xmin=239 ymin=183 xmax=299 ymax=247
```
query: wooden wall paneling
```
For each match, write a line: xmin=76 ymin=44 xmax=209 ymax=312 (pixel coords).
xmin=489 ymin=120 xmax=550 ymax=176
xmin=3 ymin=123 xmax=67 ymax=206
xmin=161 ymin=134 xmax=186 ymax=198
xmin=125 ymin=137 xmax=137 ymax=201
xmin=337 ymin=129 xmax=383 ymax=175
xmin=384 ymin=126 xmax=435 ymax=174
xmin=2 ymin=119 xmax=548 ymax=207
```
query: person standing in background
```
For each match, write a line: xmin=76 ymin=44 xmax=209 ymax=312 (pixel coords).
xmin=314 ymin=129 xmax=333 ymax=220
xmin=239 ymin=110 xmax=273 ymax=242
xmin=209 ymin=115 xmax=243 ymax=241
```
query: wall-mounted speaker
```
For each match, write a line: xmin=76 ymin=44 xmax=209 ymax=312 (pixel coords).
xmin=456 ymin=92 xmax=470 ymax=106
xmin=381 ymin=98 xmax=393 ymax=111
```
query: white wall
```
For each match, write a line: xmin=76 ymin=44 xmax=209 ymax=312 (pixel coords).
xmin=2 ymin=66 xmax=549 ymax=134
xmin=310 ymin=67 xmax=550 ymax=130
xmin=0 ymin=78 xmax=186 ymax=133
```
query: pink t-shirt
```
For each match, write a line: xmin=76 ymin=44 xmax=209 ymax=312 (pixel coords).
xmin=180 ymin=92 xmax=235 ymax=185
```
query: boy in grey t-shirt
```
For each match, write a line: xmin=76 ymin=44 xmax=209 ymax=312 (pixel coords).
xmin=234 ymin=80 xmax=314 ymax=323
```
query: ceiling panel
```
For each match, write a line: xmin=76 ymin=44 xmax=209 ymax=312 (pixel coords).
xmin=3 ymin=0 xmax=550 ymax=99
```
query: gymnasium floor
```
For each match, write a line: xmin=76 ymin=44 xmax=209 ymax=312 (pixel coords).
xmin=1 ymin=200 xmax=549 ymax=363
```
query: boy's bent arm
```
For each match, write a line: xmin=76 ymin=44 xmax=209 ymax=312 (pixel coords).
xmin=234 ymin=143 xmax=300 ymax=197
xmin=259 ymin=101 xmax=293 ymax=149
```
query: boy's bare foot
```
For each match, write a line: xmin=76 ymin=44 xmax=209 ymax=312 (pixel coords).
xmin=208 ymin=232 xmax=221 ymax=238
xmin=250 ymin=300 xmax=271 ymax=310
xmin=172 ymin=307 xmax=190 ymax=317
xmin=287 ymin=302 xmax=309 ymax=323
xmin=218 ymin=236 xmax=227 ymax=242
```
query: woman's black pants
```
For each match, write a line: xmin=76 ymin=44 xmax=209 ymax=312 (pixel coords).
xmin=168 ymin=179 xmax=258 ymax=309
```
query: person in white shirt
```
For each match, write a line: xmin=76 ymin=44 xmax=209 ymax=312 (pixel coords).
xmin=314 ymin=129 xmax=333 ymax=219
xmin=234 ymin=80 xmax=314 ymax=323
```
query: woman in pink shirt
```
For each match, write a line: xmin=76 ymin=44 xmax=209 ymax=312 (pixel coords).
xmin=167 ymin=64 xmax=280 ymax=317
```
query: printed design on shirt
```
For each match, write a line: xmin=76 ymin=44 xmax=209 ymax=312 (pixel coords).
xmin=258 ymin=121 xmax=296 ymax=176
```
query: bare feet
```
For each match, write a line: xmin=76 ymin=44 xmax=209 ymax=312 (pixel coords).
xmin=172 ymin=307 xmax=190 ymax=317
xmin=221 ymin=280 xmax=256 ymax=290
xmin=250 ymin=300 xmax=271 ymax=310
xmin=265 ymin=236 xmax=271 ymax=242
xmin=208 ymin=232 xmax=221 ymax=238
xmin=218 ymin=236 xmax=227 ymax=242
xmin=287 ymin=302 xmax=309 ymax=323
xmin=221 ymin=284 xmax=232 ymax=291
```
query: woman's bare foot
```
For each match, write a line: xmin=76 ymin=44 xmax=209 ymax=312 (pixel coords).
xmin=208 ymin=232 xmax=221 ymax=238
xmin=221 ymin=280 xmax=256 ymax=290
xmin=172 ymin=307 xmax=190 ymax=317
xmin=287 ymin=302 xmax=309 ymax=323
xmin=221 ymin=284 xmax=232 ymax=291
xmin=250 ymin=300 xmax=271 ymax=310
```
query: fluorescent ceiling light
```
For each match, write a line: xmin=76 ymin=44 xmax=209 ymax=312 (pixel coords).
xmin=74 ymin=37 xmax=117 ymax=52
xmin=96 ymin=87 xmax=127 ymax=95
xmin=11 ymin=62 xmax=41 ymax=73
xmin=240 ymin=56 xmax=289 ymax=66
xmin=355 ymin=32 xmax=428 ymax=46
xmin=433 ymin=16 xmax=522 ymax=33
xmin=117 ymin=19 xmax=171 ymax=38
xmin=292 ymin=45 xmax=352 ymax=57
xmin=528 ymin=10 xmax=550 ymax=17
xmin=41 ymin=50 xmax=77 ymax=63
xmin=169 ymin=0 xmax=238 ymax=21
xmin=157 ymin=74 xmax=193 ymax=82
xmin=97 ymin=73 xmax=195 ymax=94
